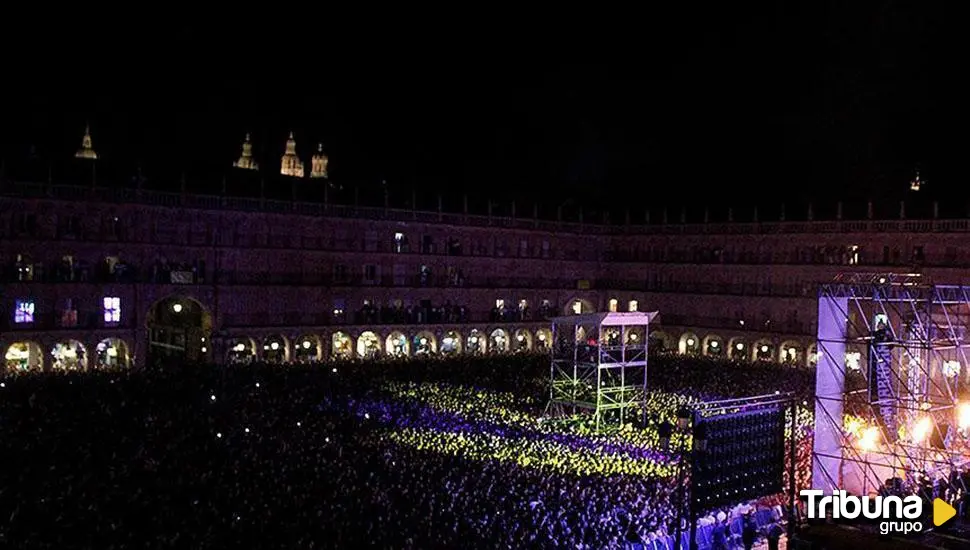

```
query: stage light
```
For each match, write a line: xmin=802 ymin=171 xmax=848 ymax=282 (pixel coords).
xmin=303 ymin=340 xmax=311 ymax=349
xmin=629 ymin=333 xmax=637 ymax=341
xmin=958 ymin=403 xmax=970 ymax=431
xmin=516 ymin=334 xmax=525 ymax=341
xmin=846 ymin=352 xmax=861 ymax=370
xmin=216 ymin=432 xmax=222 ymax=438
xmin=913 ymin=416 xmax=933 ymax=444
xmin=420 ymin=338 xmax=428 ymax=346
xmin=255 ymin=383 xmax=260 ymax=388
xmin=859 ymin=426 xmax=880 ymax=451
xmin=201 ymin=346 xmax=207 ymax=353
xmin=332 ymin=368 xmax=337 ymax=373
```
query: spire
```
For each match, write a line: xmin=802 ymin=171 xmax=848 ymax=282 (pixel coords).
xmin=74 ymin=124 xmax=98 ymax=160
xmin=280 ymin=131 xmax=304 ymax=177
xmin=233 ymin=133 xmax=259 ymax=170
xmin=310 ymin=142 xmax=329 ymax=178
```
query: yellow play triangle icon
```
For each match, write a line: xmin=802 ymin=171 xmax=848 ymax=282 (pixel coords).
xmin=933 ymin=498 xmax=956 ymax=526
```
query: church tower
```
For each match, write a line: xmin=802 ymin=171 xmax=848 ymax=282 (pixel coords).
xmin=279 ymin=132 xmax=305 ymax=177
xmin=310 ymin=143 xmax=329 ymax=178
xmin=233 ymin=133 xmax=259 ymax=170
xmin=74 ymin=124 xmax=98 ymax=160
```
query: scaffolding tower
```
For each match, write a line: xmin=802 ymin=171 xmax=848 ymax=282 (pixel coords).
xmin=547 ymin=311 xmax=658 ymax=432
xmin=813 ymin=273 xmax=970 ymax=499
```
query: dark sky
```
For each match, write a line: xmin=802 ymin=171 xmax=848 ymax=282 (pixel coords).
xmin=1 ymin=5 xmax=961 ymax=218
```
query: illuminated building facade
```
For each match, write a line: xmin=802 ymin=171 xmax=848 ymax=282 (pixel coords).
xmin=2 ymin=130 xmax=964 ymax=372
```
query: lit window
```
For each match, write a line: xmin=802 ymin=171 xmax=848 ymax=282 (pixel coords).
xmin=495 ymin=299 xmax=505 ymax=309
xmin=14 ymin=300 xmax=35 ymax=323
xmin=571 ymin=300 xmax=582 ymax=314
xmin=608 ymin=298 xmax=618 ymax=312
xmin=848 ymin=245 xmax=860 ymax=266
xmin=628 ymin=300 xmax=638 ymax=312
xmin=518 ymin=299 xmax=528 ymax=310
xmin=103 ymin=297 xmax=121 ymax=323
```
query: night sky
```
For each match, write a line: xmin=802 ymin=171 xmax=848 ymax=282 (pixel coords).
xmin=2 ymin=6 xmax=961 ymax=219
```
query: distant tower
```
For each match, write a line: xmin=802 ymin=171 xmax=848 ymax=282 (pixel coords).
xmin=74 ymin=124 xmax=98 ymax=160
xmin=233 ymin=133 xmax=259 ymax=170
xmin=310 ymin=143 xmax=329 ymax=178
xmin=909 ymin=169 xmax=923 ymax=191
xmin=279 ymin=132 xmax=305 ymax=177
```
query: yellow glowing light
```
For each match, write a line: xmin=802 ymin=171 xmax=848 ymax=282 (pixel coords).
xmin=859 ymin=426 xmax=880 ymax=451
xmin=958 ymin=403 xmax=970 ymax=431
xmin=913 ymin=416 xmax=933 ymax=444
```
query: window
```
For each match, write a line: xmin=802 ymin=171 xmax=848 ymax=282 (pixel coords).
xmin=363 ymin=264 xmax=378 ymax=283
xmin=103 ymin=296 xmax=121 ymax=323
xmin=394 ymin=232 xmax=406 ymax=253
xmin=541 ymin=240 xmax=550 ymax=258
xmin=519 ymin=239 xmax=529 ymax=257
xmin=571 ymin=300 xmax=583 ymax=315
xmin=628 ymin=300 xmax=638 ymax=312
xmin=332 ymin=299 xmax=346 ymax=317
xmin=15 ymin=300 xmax=35 ymax=323
xmin=518 ymin=299 xmax=528 ymax=311
xmin=608 ymin=298 xmax=618 ymax=312
xmin=495 ymin=299 xmax=506 ymax=310
xmin=333 ymin=264 xmax=348 ymax=282
xmin=848 ymin=245 xmax=860 ymax=266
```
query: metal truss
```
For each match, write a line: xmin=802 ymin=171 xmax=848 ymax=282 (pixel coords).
xmin=546 ymin=312 xmax=655 ymax=432
xmin=812 ymin=273 xmax=970 ymax=500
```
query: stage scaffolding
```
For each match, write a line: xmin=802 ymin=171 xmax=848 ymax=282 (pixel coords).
xmin=546 ymin=311 xmax=658 ymax=432
xmin=813 ymin=273 xmax=970 ymax=499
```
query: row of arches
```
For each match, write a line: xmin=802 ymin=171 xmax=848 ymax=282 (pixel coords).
xmin=225 ymin=327 xmax=555 ymax=363
xmin=5 ymin=338 xmax=131 ymax=373
xmin=649 ymin=331 xmax=817 ymax=367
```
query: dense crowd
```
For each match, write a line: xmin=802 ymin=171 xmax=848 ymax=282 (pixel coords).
xmin=0 ymin=353 xmax=815 ymax=549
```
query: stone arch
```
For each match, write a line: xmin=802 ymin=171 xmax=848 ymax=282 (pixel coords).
xmin=649 ymin=331 xmax=672 ymax=353
xmin=51 ymin=339 xmax=88 ymax=371
xmin=728 ymin=337 xmax=748 ymax=361
xmin=513 ymin=328 xmax=533 ymax=352
xmin=702 ymin=334 xmax=725 ymax=357
xmin=489 ymin=328 xmax=510 ymax=352
xmin=95 ymin=337 xmax=131 ymax=369
xmin=5 ymin=341 xmax=44 ymax=373
xmin=535 ymin=328 xmax=552 ymax=351
xmin=294 ymin=334 xmax=322 ymax=362
xmin=678 ymin=332 xmax=700 ymax=355
xmin=227 ymin=337 xmax=258 ymax=364
xmin=413 ymin=330 xmax=437 ymax=355
xmin=386 ymin=331 xmax=410 ymax=357
xmin=779 ymin=340 xmax=802 ymax=365
xmin=565 ymin=297 xmax=595 ymax=315
xmin=806 ymin=342 xmax=819 ymax=367
xmin=145 ymin=295 xmax=213 ymax=366
xmin=753 ymin=338 xmax=775 ymax=362
xmin=441 ymin=330 xmax=462 ymax=355
xmin=262 ymin=334 xmax=290 ymax=364
xmin=332 ymin=331 xmax=353 ymax=359
xmin=356 ymin=331 xmax=381 ymax=358
xmin=466 ymin=329 xmax=486 ymax=354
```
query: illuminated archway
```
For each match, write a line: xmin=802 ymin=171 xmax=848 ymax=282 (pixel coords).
xmin=95 ymin=338 xmax=130 ymax=369
xmin=807 ymin=343 xmax=819 ymax=367
xmin=5 ymin=341 xmax=43 ymax=373
xmin=565 ymin=297 xmax=595 ymax=315
xmin=413 ymin=331 xmax=437 ymax=355
xmin=649 ymin=331 xmax=672 ymax=353
xmin=332 ymin=331 xmax=353 ymax=359
xmin=678 ymin=332 xmax=700 ymax=355
xmin=489 ymin=328 xmax=509 ymax=352
xmin=703 ymin=334 xmax=725 ymax=357
xmin=753 ymin=339 xmax=775 ymax=362
xmin=535 ymin=328 xmax=552 ymax=351
xmin=51 ymin=340 xmax=88 ymax=371
xmin=779 ymin=340 xmax=801 ymax=365
xmin=513 ymin=329 xmax=532 ymax=352
xmin=146 ymin=295 xmax=212 ymax=366
xmin=386 ymin=331 xmax=410 ymax=357
xmin=357 ymin=331 xmax=381 ymax=358
xmin=466 ymin=329 xmax=486 ymax=354
xmin=227 ymin=337 xmax=257 ymax=364
xmin=728 ymin=337 xmax=748 ymax=360
xmin=294 ymin=334 xmax=322 ymax=363
xmin=262 ymin=335 xmax=289 ymax=364
xmin=441 ymin=331 xmax=462 ymax=355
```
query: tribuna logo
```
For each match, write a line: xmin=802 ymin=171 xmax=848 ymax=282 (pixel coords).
xmin=801 ymin=490 xmax=924 ymax=535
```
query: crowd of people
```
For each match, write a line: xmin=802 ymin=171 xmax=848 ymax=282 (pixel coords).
xmin=0 ymin=352 xmax=814 ymax=549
